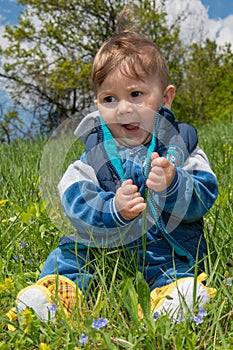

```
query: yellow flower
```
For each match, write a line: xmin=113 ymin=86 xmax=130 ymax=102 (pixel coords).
xmin=0 ymin=277 xmax=15 ymax=294
xmin=39 ymin=343 xmax=51 ymax=350
xmin=4 ymin=277 xmax=14 ymax=290
xmin=6 ymin=307 xmax=17 ymax=331
xmin=20 ymin=308 xmax=36 ymax=334
xmin=21 ymin=308 xmax=35 ymax=326
xmin=0 ymin=199 xmax=8 ymax=207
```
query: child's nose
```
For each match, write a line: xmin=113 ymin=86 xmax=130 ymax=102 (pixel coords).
xmin=117 ymin=100 xmax=133 ymax=115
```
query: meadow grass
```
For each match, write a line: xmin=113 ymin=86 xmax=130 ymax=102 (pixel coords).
xmin=0 ymin=118 xmax=232 ymax=349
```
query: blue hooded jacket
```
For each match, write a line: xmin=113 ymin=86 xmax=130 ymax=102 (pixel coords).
xmin=58 ymin=107 xmax=218 ymax=288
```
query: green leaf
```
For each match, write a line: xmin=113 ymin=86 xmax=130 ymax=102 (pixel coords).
xmin=121 ymin=277 xmax=139 ymax=323
xmin=136 ymin=271 xmax=151 ymax=318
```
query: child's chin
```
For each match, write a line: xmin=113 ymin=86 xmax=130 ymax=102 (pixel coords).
xmin=117 ymin=138 xmax=142 ymax=147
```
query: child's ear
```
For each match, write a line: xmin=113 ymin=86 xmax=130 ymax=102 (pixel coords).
xmin=163 ymin=85 xmax=176 ymax=109
xmin=94 ymin=99 xmax=98 ymax=105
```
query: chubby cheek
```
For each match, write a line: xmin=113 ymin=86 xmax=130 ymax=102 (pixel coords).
xmin=140 ymin=114 xmax=156 ymax=134
xmin=107 ymin=123 xmax=119 ymax=136
xmin=98 ymin=105 xmax=115 ymax=123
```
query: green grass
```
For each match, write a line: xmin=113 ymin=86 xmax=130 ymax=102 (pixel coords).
xmin=0 ymin=119 xmax=232 ymax=349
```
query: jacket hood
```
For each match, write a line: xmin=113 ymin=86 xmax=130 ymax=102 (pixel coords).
xmin=74 ymin=110 xmax=100 ymax=142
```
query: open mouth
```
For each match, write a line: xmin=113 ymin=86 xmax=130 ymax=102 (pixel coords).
xmin=122 ymin=123 xmax=140 ymax=132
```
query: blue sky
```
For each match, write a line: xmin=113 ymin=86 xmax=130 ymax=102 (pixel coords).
xmin=201 ymin=0 xmax=233 ymax=19
xmin=0 ymin=0 xmax=24 ymax=25
xmin=1 ymin=1 xmax=233 ymax=47
xmin=1 ymin=0 xmax=233 ymax=24
xmin=1 ymin=1 xmax=233 ymax=46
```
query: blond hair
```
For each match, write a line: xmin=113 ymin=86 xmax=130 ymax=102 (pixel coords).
xmin=91 ymin=31 xmax=169 ymax=93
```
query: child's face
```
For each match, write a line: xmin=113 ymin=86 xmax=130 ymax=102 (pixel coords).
xmin=95 ymin=67 xmax=174 ymax=147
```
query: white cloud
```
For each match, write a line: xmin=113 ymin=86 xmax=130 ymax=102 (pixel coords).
xmin=165 ymin=0 xmax=208 ymax=38
xmin=164 ymin=0 xmax=233 ymax=47
xmin=0 ymin=25 xmax=10 ymax=51
xmin=207 ymin=15 xmax=233 ymax=47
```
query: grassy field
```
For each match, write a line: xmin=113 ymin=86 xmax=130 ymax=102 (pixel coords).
xmin=0 ymin=118 xmax=232 ymax=349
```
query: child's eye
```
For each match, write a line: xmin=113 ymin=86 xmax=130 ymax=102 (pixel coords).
xmin=103 ymin=96 xmax=117 ymax=103
xmin=131 ymin=91 xmax=143 ymax=98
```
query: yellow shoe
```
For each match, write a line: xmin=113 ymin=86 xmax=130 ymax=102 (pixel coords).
xmin=150 ymin=273 xmax=216 ymax=320
xmin=37 ymin=275 xmax=81 ymax=315
xmin=7 ymin=275 xmax=82 ymax=326
xmin=16 ymin=284 xmax=55 ymax=321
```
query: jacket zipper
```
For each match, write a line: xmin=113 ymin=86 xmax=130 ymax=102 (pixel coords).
xmin=98 ymin=121 xmax=123 ymax=183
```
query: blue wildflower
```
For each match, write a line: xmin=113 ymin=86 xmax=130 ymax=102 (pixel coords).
xmin=48 ymin=303 xmax=57 ymax=317
xmin=79 ymin=333 xmax=88 ymax=346
xmin=153 ymin=311 xmax=159 ymax=320
xmin=91 ymin=318 xmax=108 ymax=330
xmin=198 ymin=307 xmax=207 ymax=317
xmin=192 ymin=307 xmax=207 ymax=325
xmin=20 ymin=241 xmax=27 ymax=249
xmin=193 ymin=314 xmax=204 ymax=325
xmin=226 ymin=277 xmax=232 ymax=287
xmin=176 ymin=315 xmax=185 ymax=323
xmin=13 ymin=254 xmax=24 ymax=262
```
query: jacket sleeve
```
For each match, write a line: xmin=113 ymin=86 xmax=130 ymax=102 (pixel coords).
xmin=58 ymin=153 xmax=132 ymax=235
xmin=152 ymin=146 xmax=218 ymax=222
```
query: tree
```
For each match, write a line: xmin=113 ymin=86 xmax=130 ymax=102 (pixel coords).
xmin=0 ymin=107 xmax=25 ymax=144
xmin=0 ymin=0 xmax=183 ymax=136
xmin=173 ymin=39 xmax=233 ymax=124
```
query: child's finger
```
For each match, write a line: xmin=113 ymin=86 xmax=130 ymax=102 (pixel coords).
xmin=121 ymin=179 xmax=138 ymax=194
xmin=151 ymin=152 xmax=160 ymax=160
xmin=151 ymin=156 xmax=171 ymax=169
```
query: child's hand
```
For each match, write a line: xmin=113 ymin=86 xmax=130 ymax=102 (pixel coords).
xmin=115 ymin=179 xmax=147 ymax=220
xmin=146 ymin=152 xmax=176 ymax=193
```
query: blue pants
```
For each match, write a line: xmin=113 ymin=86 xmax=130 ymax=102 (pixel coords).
xmin=39 ymin=243 xmax=197 ymax=291
xmin=40 ymin=244 xmax=95 ymax=290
